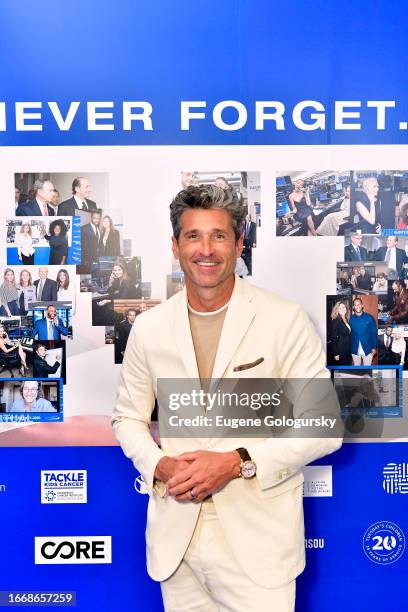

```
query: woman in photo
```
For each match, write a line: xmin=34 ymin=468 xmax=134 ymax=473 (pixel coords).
xmin=96 ymin=262 xmax=141 ymax=310
xmin=330 ymin=300 xmax=351 ymax=365
xmin=338 ymin=270 xmax=352 ymax=291
xmin=0 ymin=324 xmax=28 ymax=376
xmin=0 ymin=268 xmax=20 ymax=316
xmin=350 ymin=266 xmax=361 ymax=290
xmin=355 ymin=177 xmax=380 ymax=234
xmin=16 ymin=223 xmax=35 ymax=265
xmin=43 ymin=219 xmax=69 ymax=265
xmin=391 ymin=332 xmax=406 ymax=366
xmin=288 ymin=178 xmax=318 ymax=236
xmin=56 ymin=268 xmax=75 ymax=307
xmin=17 ymin=269 xmax=36 ymax=315
xmin=317 ymin=185 xmax=351 ymax=236
xmin=99 ymin=215 xmax=121 ymax=257
xmin=397 ymin=199 xmax=408 ymax=229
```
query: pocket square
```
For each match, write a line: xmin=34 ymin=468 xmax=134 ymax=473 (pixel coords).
xmin=233 ymin=357 xmax=264 ymax=372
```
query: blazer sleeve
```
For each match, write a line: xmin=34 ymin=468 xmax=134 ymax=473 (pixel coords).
xmin=246 ymin=306 xmax=343 ymax=491
xmin=111 ymin=319 xmax=165 ymax=494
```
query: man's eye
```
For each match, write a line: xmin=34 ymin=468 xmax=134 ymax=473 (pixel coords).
xmin=215 ymin=233 xmax=226 ymax=239
xmin=187 ymin=233 xmax=198 ymax=239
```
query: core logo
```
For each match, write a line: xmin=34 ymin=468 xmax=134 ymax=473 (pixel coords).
xmin=41 ymin=470 xmax=87 ymax=504
xmin=35 ymin=536 xmax=111 ymax=564
xmin=363 ymin=521 xmax=405 ymax=565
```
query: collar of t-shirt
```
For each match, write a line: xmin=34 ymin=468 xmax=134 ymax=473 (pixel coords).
xmin=187 ymin=301 xmax=230 ymax=316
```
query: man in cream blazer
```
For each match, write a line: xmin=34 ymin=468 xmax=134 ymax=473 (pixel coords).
xmin=112 ymin=184 xmax=342 ymax=611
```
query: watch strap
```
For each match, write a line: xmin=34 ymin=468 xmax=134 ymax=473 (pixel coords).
xmin=236 ymin=447 xmax=252 ymax=463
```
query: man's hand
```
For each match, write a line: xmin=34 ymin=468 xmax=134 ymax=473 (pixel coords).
xmin=154 ymin=456 xmax=191 ymax=486
xmin=166 ymin=450 xmax=241 ymax=503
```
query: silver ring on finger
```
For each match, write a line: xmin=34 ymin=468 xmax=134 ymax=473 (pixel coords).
xmin=190 ymin=488 xmax=197 ymax=500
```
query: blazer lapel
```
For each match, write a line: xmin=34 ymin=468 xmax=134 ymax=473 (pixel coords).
xmin=172 ymin=289 xmax=200 ymax=380
xmin=211 ymin=276 xmax=259 ymax=386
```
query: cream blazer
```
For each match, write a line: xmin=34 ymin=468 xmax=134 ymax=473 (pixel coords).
xmin=112 ymin=276 xmax=342 ymax=587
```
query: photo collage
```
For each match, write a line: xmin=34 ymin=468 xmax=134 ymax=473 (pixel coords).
xmin=276 ymin=170 xmax=406 ymax=419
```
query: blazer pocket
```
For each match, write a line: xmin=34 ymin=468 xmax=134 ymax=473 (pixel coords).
xmin=233 ymin=357 xmax=264 ymax=372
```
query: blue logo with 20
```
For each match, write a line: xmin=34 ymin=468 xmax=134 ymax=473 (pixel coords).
xmin=363 ymin=521 xmax=405 ymax=565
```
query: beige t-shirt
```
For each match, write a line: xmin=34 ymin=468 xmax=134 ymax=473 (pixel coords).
xmin=188 ymin=302 xmax=228 ymax=392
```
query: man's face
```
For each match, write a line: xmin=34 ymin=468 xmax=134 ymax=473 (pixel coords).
xmin=172 ymin=208 xmax=243 ymax=292
xmin=386 ymin=327 xmax=393 ymax=337
xmin=353 ymin=300 xmax=363 ymax=314
xmin=39 ymin=267 xmax=48 ymax=280
xmin=181 ymin=172 xmax=195 ymax=189
xmin=76 ymin=178 xmax=91 ymax=200
xmin=127 ymin=310 xmax=137 ymax=324
xmin=22 ymin=381 xmax=39 ymax=404
xmin=47 ymin=306 xmax=56 ymax=319
xmin=359 ymin=267 xmax=365 ymax=275
xmin=37 ymin=346 xmax=47 ymax=358
xmin=37 ymin=181 xmax=54 ymax=203
xmin=51 ymin=190 xmax=60 ymax=206
xmin=91 ymin=213 xmax=101 ymax=227
xmin=386 ymin=236 xmax=397 ymax=248
xmin=351 ymin=234 xmax=363 ymax=247
xmin=15 ymin=188 xmax=20 ymax=202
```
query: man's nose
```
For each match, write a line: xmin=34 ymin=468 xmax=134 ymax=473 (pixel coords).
xmin=199 ymin=235 xmax=214 ymax=256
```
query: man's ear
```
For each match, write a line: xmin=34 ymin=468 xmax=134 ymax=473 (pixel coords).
xmin=236 ymin=233 xmax=244 ymax=257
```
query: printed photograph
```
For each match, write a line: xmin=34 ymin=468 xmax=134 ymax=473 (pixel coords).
xmin=276 ymin=171 xmax=351 ymax=236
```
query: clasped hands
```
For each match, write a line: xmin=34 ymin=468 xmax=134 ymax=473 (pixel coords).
xmin=155 ymin=450 xmax=241 ymax=503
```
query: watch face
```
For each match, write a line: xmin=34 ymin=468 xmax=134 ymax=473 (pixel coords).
xmin=241 ymin=461 xmax=256 ymax=479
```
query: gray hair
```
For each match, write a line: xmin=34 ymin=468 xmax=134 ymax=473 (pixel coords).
xmin=33 ymin=178 xmax=51 ymax=192
xmin=170 ymin=184 xmax=244 ymax=241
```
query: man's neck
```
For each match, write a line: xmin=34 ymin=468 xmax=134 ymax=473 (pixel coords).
xmin=186 ymin=276 xmax=235 ymax=313
xmin=36 ymin=196 xmax=47 ymax=206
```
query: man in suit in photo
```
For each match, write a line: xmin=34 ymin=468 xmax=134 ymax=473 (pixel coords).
xmin=243 ymin=212 xmax=257 ymax=248
xmin=373 ymin=236 xmax=407 ymax=280
xmin=112 ymin=184 xmax=342 ymax=611
xmin=79 ymin=210 xmax=102 ymax=274
xmin=33 ymin=343 xmax=61 ymax=377
xmin=377 ymin=326 xmax=399 ymax=365
xmin=34 ymin=268 xmax=58 ymax=302
xmin=16 ymin=179 xmax=56 ymax=216
xmin=344 ymin=233 xmax=368 ymax=261
xmin=58 ymin=177 xmax=97 ymax=216
xmin=32 ymin=305 xmax=69 ymax=341
xmin=115 ymin=308 xmax=137 ymax=363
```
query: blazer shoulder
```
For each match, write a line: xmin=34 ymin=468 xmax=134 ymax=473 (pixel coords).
xmin=244 ymin=280 xmax=305 ymax=318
